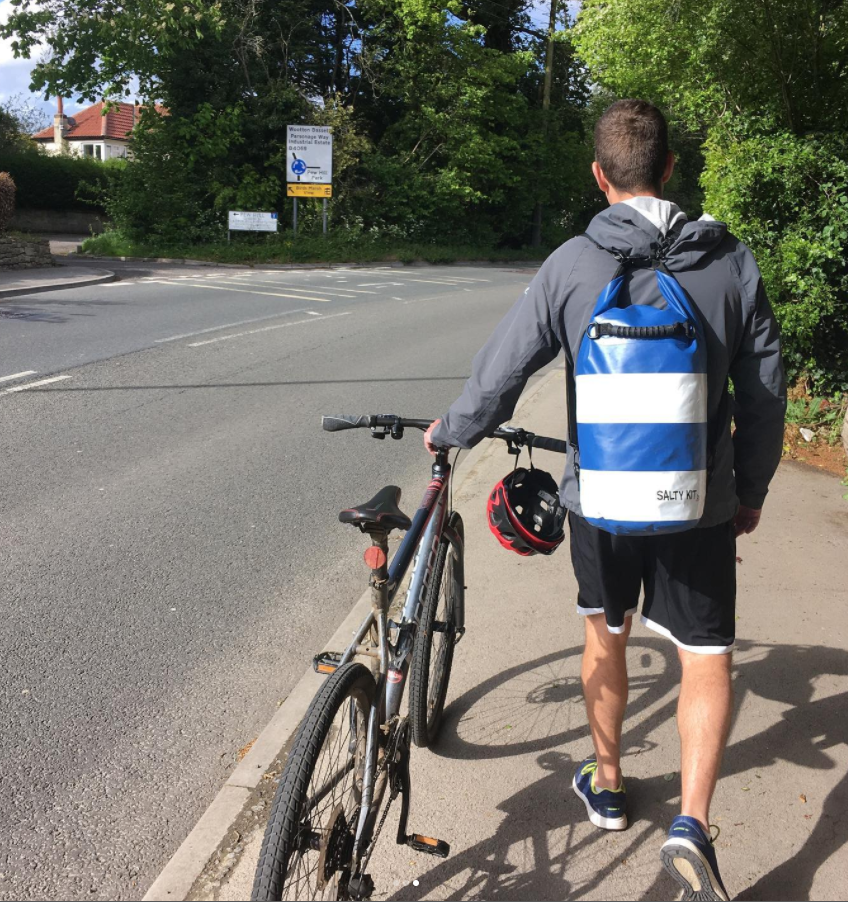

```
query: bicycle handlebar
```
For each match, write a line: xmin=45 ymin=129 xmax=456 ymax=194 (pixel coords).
xmin=322 ymin=414 xmax=433 ymax=432
xmin=322 ymin=415 xmax=568 ymax=454
xmin=490 ymin=427 xmax=568 ymax=455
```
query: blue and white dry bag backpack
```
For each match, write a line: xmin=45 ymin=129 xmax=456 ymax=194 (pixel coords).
xmin=570 ymin=238 xmax=708 ymax=536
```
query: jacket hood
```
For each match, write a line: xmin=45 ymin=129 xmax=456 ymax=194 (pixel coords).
xmin=584 ymin=200 xmax=728 ymax=272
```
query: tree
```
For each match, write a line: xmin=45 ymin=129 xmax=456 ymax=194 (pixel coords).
xmin=0 ymin=94 xmax=49 ymax=153
xmin=1 ymin=0 xmax=593 ymax=248
xmin=575 ymin=0 xmax=848 ymax=391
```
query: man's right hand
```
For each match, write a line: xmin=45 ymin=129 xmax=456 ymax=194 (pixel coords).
xmin=424 ymin=419 xmax=442 ymax=456
xmin=733 ymin=505 xmax=761 ymax=537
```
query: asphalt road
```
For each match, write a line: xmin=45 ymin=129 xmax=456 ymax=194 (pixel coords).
xmin=0 ymin=262 xmax=544 ymax=901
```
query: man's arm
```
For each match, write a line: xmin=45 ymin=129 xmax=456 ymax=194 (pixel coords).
xmin=429 ymin=271 xmax=562 ymax=449
xmin=729 ymin=276 xmax=787 ymax=520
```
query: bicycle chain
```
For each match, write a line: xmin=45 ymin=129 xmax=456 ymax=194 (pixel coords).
xmin=357 ymin=716 xmax=407 ymax=872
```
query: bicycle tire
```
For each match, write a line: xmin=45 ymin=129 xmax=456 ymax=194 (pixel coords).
xmin=409 ymin=511 xmax=464 ymax=748
xmin=252 ymin=662 xmax=376 ymax=902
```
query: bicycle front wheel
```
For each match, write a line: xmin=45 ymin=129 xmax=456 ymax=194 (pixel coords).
xmin=409 ymin=511 xmax=464 ymax=748
xmin=252 ymin=662 xmax=375 ymax=902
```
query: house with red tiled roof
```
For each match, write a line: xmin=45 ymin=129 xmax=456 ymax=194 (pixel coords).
xmin=32 ymin=98 xmax=149 ymax=160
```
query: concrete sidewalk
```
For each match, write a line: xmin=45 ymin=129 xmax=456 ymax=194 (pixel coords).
xmin=185 ymin=371 xmax=848 ymax=902
xmin=0 ymin=263 xmax=115 ymax=300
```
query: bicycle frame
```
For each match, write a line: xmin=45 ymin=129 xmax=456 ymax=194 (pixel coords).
xmin=335 ymin=449 xmax=465 ymax=867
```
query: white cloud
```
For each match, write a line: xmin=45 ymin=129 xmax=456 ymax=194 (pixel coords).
xmin=0 ymin=0 xmax=57 ymax=117
xmin=0 ymin=0 xmax=109 ymax=117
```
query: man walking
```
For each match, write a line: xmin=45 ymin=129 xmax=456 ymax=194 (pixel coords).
xmin=424 ymin=99 xmax=786 ymax=900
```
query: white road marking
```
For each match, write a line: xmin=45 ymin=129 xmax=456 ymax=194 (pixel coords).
xmin=154 ymin=309 xmax=309 ymax=344
xmin=224 ymin=276 xmax=376 ymax=295
xmin=188 ymin=311 xmax=352 ymax=347
xmin=305 ymin=311 xmax=322 ymax=316
xmin=345 ymin=270 xmax=473 ymax=286
xmin=352 ymin=268 xmax=491 ymax=283
xmin=154 ymin=280 xmax=333 ymax=302
xmin=0 ymin=370 xmax=37 ymax=383
xmin=6 ymin=374 xmax=71 ymax=393
xmin=356 ymin=282 xmax=405 ymax=288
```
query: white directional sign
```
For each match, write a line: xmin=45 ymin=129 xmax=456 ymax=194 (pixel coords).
xmin=228 ymin=211 xmax=278 ymax=232
xmin=286 ymin=125 xmax=333 ymax=185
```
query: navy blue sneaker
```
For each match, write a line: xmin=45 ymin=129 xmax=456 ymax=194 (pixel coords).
xmin=661 ymin=815 xmax=730 ymax=901
xmin=571 ymin=756 xmax=627 ymax=830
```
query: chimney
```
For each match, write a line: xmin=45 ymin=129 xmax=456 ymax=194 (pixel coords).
xmin=53 ymin=97 xmax=68 ymax=146
xmin=101 ymin=103 xmax=108 ymax=137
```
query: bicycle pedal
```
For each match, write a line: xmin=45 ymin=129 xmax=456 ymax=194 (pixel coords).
xmin=347 ymin=873 xmax=374 ymax=900
xmin=406 ymin=833 xmax=450 ymax=858
xmin=313 ymin=651 xmax=342 ymax=675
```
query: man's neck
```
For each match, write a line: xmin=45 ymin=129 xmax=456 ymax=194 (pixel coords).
xmin=607 ymin=190 xmax=663 ymax=205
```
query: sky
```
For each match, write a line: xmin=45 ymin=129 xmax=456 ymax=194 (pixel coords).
xmin=0 ymin=0 xmax=582 ymax=130
xmin=0 ymin=0 xmax=79 ymax=127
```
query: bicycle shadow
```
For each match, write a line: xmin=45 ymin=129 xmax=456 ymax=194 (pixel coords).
xmin=394 ymin=640 xmax=848 ymax=901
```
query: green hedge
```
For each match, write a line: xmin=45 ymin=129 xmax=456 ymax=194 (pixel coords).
xmin=0 ymin=150 xmax=117 ymax=212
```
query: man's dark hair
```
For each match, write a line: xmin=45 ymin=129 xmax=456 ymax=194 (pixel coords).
xmin=594 ymin=99 xmax=669 ymax=194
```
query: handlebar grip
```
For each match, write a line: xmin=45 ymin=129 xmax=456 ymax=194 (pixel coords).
xmin=321 ymin=415 xmax=373 ymax=432
xmin=528 ymin=434 xmax=569 ymax=454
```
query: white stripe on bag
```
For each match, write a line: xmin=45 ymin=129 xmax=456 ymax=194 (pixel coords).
xmin=579 ymin=469 xmax=707 ymax=523
xmin=576 ymin=372 xmax=707 ymax=424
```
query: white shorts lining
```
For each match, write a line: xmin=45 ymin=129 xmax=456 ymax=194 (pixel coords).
xmin=640 ymin=615 xmax=734 ymax=655
xmin=576 ymin=604 xmax=638 ymax=634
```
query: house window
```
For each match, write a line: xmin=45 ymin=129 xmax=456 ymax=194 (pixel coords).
xmin=83 ymin=144 xmax=102 ymax=160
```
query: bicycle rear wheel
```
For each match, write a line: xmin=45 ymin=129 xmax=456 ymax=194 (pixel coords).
xmin=409 ymin=512 xmax=464 ymax=748
xmin=252 ymin=662 xmax=375 ymax=902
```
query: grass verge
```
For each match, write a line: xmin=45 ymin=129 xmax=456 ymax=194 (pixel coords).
xmin=79 ymin=231 xmax=550 ymax=265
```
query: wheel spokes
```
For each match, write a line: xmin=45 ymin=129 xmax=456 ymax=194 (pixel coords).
xmin=281 ymin=696 xmax=367 ymax=900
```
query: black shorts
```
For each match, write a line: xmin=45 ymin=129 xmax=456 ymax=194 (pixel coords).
xmin=568 ymin=512 xmax=736 ymax=654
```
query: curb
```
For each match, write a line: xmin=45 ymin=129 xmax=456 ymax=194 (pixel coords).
xmin=0 ymin=268 xmax=117 ymax=301
xmin=142 ymin=369 xmax=560 ymax=902
xmin=69 ymin=255 xmax=409 ymax=270
xmin=69 ymin=254 xmax=546 ymax=271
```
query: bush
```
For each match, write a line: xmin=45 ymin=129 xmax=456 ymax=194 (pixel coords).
xmin=0 ymin=149 xmax=113 ymax=212
xmin=702 ymin=131 xmax=848 ymax=393
xmin=0 ymin=171 xmax=15 ymax=231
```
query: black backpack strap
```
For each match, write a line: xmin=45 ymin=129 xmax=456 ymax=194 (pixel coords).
xmin=565 ymin=353 xmax=579 ymax=480
xmin=583 ymin=224 xmax=684 ymax=272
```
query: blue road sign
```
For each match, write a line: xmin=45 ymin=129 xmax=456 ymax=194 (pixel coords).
xmin=291 ymin=158 xmax=307 ymax=176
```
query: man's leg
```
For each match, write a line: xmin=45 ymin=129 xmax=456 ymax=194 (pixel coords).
xmin=581 ymin=613 xmax=631 ymax=790
xmin=677 ymin=649 xmax=733 ymax=830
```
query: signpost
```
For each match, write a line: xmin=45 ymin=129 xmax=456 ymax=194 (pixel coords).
xmin=286 ymin=184 xmax=332 ymax=198
xmin=286 ymin=125 xmax=333 ymax=237
xmin=227 ymin=211 xmax=278 ymax=243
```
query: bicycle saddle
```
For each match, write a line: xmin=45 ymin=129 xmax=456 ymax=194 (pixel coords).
xmin=339 ymin=485 xmax=412 ymax=532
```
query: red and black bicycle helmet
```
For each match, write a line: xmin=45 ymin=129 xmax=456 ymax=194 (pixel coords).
xmin=487 ymin=466 xmax=565 ymax=556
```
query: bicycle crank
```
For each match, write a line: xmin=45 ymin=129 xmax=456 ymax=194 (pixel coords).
xmin=347 ymin=872 xmax=375 ymax=901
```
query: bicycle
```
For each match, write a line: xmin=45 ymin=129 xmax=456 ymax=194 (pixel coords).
xmin=251 ymin=414 xmax=567 ymax=902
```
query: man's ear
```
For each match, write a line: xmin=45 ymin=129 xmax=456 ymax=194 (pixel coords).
xmin=661 ymin=151 xmax=675 ymax=185
xmin=592 ymin=161 xmax=609 ymax=194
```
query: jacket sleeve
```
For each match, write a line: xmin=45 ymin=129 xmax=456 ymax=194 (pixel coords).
xmin=729 ymin=277 xmax=787 ymax=509
xmin=430 ymin=270 xmax=561 ymax=449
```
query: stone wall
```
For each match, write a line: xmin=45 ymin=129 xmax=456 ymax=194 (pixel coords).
xmin=0 ymin=234 xmax=55 ymax=270
xmin=9 ymin=208 xmax=109 ymax=235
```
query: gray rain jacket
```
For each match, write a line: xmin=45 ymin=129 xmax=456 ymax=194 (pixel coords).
xmin=430 ymin=199 xmax=787 ymax=527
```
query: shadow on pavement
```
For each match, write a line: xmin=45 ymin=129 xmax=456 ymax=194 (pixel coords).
xmin=395 ymin=640 xmax=848 ymax=901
